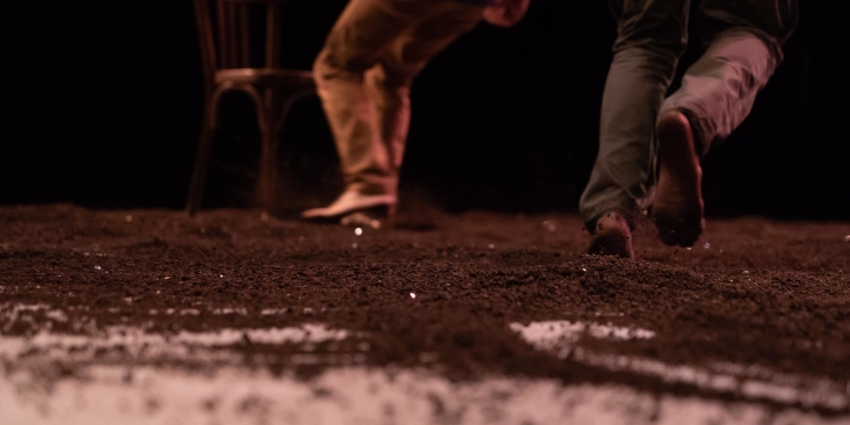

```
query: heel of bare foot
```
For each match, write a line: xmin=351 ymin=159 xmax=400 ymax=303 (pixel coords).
xmin=653 ymin=110 xmax=705 ymax=247
xmin=588 ymin=211 xmax=634 ymax=259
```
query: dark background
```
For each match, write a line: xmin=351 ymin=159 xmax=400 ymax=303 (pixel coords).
xmin=2 ymin=0 xmax=848 ymax=218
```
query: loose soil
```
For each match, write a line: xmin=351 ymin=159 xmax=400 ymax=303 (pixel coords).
xmin=1 ymin=204 xmax=849 ymax=414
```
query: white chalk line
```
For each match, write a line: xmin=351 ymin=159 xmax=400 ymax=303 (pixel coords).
xmin=510 ymin=320 xmax=849 ymax=411
xmin=2 ymin=304 xmax=848 ymax=423
xmin=2 ymin=365 xmax=847 ymax=425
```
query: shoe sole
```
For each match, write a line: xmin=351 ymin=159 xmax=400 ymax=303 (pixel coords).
xmin=304 ymin=205 xmax=395 ymax=229
xmin=340 ymin=205 xmax=396 ymax=229
xmin=301 ymin=192 xmax=396 ymax=220
xmin=301 ymin=198 xmax=396 ymax=220
xmin=653 ymin=111 xmax=705 ymax=247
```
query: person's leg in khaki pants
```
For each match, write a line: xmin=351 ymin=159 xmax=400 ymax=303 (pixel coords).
xmin=303 ymin=0 xmax=485 ymax=225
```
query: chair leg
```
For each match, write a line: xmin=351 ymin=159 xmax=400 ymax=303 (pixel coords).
xmin=257 ymin=88 xmax=282 ymax=218
xmin=186 ymin=115 xmax=216 ymax=216
xmin=258 ymin=135 xmax=275 ymax=217
xmin=277 ymin=89 xmax=309 ymax=130
xmin=258 ymin=117 xmax=280 ymax=218
xmin=262 ymin=88 xmax=312 ymax=216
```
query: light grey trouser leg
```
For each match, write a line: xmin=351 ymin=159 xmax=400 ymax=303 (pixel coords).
xmin=580 ymin=0 xmax=690 ymax=227
xmin=580 ymin=0 xmax=798 ymax=228
xmin=661 ymin=0 xmax=798 ymax=158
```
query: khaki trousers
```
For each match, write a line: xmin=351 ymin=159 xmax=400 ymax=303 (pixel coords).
xmin=314 ymin=0 xmax=485 ymax=197
xmin=580 ymin=0 xmax=798 ymax=227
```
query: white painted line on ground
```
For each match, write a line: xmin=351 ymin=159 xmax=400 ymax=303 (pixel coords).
xmin=0 ymin=324 xmax=360 ymax=362
xmin=509 ymin=320 xmax=655 ymax=348
xmin=2 ymin=365 xmax=845 ymax=425
xmin=2 ymin=305 xmax=847 ymax=424
xmin=510 ymin=320 xmax=848 ymax=411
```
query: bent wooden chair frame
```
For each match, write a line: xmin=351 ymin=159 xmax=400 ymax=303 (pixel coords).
xmin=186 ymin=0 xmax=315 ymax=217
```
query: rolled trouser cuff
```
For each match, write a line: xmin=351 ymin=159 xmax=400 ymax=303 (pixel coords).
xmin=657 ymin=105 xmax=710 ymax=160
xmin=582 ymin=194 xmax=643 ymax=233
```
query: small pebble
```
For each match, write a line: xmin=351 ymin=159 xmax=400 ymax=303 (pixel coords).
xmin=355 ymin=227 xmax=363 ymax=236
xmin=844 ymin=235 xmax=850 ymax=242
xmin=410 ymin=292 xmax=416 ymax=299
xmin=488 ymin=244 xmax=495 ymax=249
xmin=94 ymin=266 xmax=102 ymax=271
xmin=125 ymin=215 xmax=133 ymax=223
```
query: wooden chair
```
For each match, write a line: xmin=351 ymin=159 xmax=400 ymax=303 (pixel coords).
xmin=186 ymin=0 xmax=315 ymax=217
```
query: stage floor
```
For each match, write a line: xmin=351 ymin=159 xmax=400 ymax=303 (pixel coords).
xmin=2 ymin=205 xmax=848 ymax=424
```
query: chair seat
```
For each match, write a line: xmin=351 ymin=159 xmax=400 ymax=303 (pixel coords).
xmin=215 ymin=68 xmax=315 ymax=88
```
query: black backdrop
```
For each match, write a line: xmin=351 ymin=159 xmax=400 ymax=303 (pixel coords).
xmin=3 ymin=0 xmax=848 ymax=218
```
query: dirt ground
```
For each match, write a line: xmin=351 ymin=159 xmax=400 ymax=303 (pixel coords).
xmin=1 ymin=204 xmax=849 ymax=424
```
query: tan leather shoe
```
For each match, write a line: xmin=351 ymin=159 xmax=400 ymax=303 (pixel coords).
xmin=653 ymin=110 xmax=705 ymax=247
xmin=301 ymin=190 xmax=396 ymax=227
xmin=587 ymin=211 xmax=634 ymax=259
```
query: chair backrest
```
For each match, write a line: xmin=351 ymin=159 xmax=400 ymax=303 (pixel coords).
xmin=193 ymin=0 xmax=290 ymax=90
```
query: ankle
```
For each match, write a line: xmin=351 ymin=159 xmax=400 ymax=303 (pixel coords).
xmin=658 ymin=109 xmax=704 ymax=161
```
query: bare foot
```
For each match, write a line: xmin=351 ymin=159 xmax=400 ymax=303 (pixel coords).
xmin=588 ymin=211 xmax=634 ymax=259
xmin=653 ymin=110 xmax=705 ymax=247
